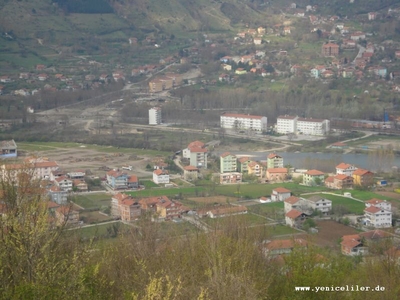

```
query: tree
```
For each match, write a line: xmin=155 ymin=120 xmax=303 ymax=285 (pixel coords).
xmin=0 ymin=170 xmax=90 ymax=298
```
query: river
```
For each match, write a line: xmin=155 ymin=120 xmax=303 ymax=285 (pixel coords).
xmin=217 ymin=151 xmax=400 ymax=172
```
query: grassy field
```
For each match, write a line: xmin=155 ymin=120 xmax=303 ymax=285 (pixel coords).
xmin=215 ymin=183 xmax=328 ymax=199
xmin=267 ymin=224 xmax=302 ymax=236
xmin=75 ymin=222 xmax=130 ymax=239
xmin=203 ymin=213 xmax=270 ymax=227
xmin=247 ymin=202 xmax=285 ymax=220
xmin=79 ymin=211 xmax=114 ymax=224
xmin=73 ymin=193 xmax=110 ymax=210
xmin=18 ymin=142 xmax=170 ymax=156
xmin=156 ymin=221 xmax=199 ymax=238
xmin=141 ymin=180 xmax=159 ymax=189
xmin=331 ymin=190 xmax=399 ymax=202
xmin=305 ymin=194 xmax=365 ymax=214
xmin=128 ymin=186 xmax=207 ymax=198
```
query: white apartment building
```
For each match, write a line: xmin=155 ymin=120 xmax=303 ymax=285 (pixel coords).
xmin=220 ymin=113 xmax=268 ymax=132
xmin=153 ymin=169 xmax=170 ymax=184
xmin=276 ymin=115 xmax=330 ymax=136
xmin=336 ymin=163 xmax=358 ymax=176
xmin=149 ymin=107 xmax=162 ymax=125
xmin=276 ymin=115 xmax=298 ymax=134
xmin=364 ymin=199 xmax=392 ymax=228
xmin=297 ymin=118 xmax=330 ymax=135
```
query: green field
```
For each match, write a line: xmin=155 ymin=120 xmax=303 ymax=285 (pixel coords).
xmin=73 ymin=193 xmax=110 ymax=210
xmin=267 ymin=224 xmax=301 ymax=236
xmin=141 ymin=180 xmax=159 ymax=189
xmin=305 ymin=194 xmax=365 ymax=214
xmin=18 ymin=142 xmax=169 ymax=156
xmin=247 ymin=202 xmax=285 ymax=219
xmin=215 ymin=183 xmax=327 ymax=199
xmin=332 ymin=190 xmax=399 ymax=202
xmin=128 ymin=186 xmax=207 ymax=198
xmin=76 ymin=222 xmax=130 ymax=239
xmin=203 ymin=213 xmax=270 ymax=227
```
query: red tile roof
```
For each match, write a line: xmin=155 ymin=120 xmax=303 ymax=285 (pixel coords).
xmin=238 ymin=157 xmax=250 ymax=163
xmin=267 ymin=153 xmax=281 ymax=159
xmin=285 ymin=196 xmax=300 ymax=204
xmin=273 ymin=187 xmax=291 ymax=193
xmin=305 ymin=169 xmax=324 ymax=176
xmin=220 ymin=152 xmax=233 ymax=158
xmin=267 ymin=168 xmax=288 ymax=173
xmin=364 ymin=206 xmax=382 ymax=214
xmin=336 ymin=162 xmax=352 ymax=170
xmin=153 ymin=169 xmax=168 ymax=176
xmin=221 ymin=112 xmax=264 ymax=120
xmin=184 ymin=165 xmax=198 ymax=171
xmin=325 ymin=176 xmax=334 ymax=183
xmin=365 ymin=198 xmax=384 ymax=205
xmin=285 ymin=209 xmax=303 ymax=219
xmin=353 ymin=169 xmax=373 ymax=176
xmin=334 ymin=174 xmax=352 ymax=180
xmin=278 ymin=115 xmax=297 ymax=120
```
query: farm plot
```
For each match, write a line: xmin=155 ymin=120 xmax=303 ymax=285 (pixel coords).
xmin=313 ymin=220 xmax=359 ymax=250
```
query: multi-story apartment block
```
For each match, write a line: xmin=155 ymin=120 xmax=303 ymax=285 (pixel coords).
xmin=303 ymin=169 xmax=325 ymax=186
xmin=276 ymin=115 xmax=298 ymax=134
xmin=237 ymin=157 xmax=251 ymax=173
xmin=220 ymin=113 xmax=268 ymax=132
xmin=304 ymin=196 xmax=332 ymax=215
xmin=296 ymin=118 xmax=330 ymax=135
xmin=276 ymin=116 xmax=330 ymax=136
xmin=220 ymin=152 xmax=237 ymax=173
xmin=149 ymin=107 xmax=162 ymax=125
xmin=336 ymin=163 xmax=358 ymax=176
xmin=322 ymin=42 xmax=339 ymax=57
xmin=219 ymin=172 xmax=242 ymax=184
xmin=353 ymin=169 xmax=374 ymax=187
xmin=267 ymin=153 xmax=283 ymax=169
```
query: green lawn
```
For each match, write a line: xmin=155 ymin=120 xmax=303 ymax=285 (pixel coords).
xmin=203 ymin=213 xmax=269 ymax=227
xmin=73 ymin=193 xmax=110 ymax=210
xmin=247 ymin=202 xmax=285 ymax=220
xmin=331 ymin=190 xmax=399 ymax=202
xmin=156 ymin=221 xmax=199 ymax=238
xmin=305 ymin=194 xmax=365 ymax=214
xmin=75 ymin=222 xmax=130 ymax=239
xmin=141 ymin=180 xmax=159 ymax=189
xmin=267 ymin=224 xmax=301 ymax=236
xmin=215 ymin=183 xmax=327 ymax=199
xmin=127 ymin=186 xmax=207 ymax=198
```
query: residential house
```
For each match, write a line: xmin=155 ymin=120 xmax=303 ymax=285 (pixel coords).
xmin=341 ymin=234 xmax=368 ymax=256
xmin=183 ymin=165 xmax=199 ymax=181
xmin=237 ymin=156 xmax=251 ymax=173
xmin=353 ymin=169 xmax=374 ymax=187
xmin=336 ymin=163 xmax=358 ymax=176
xmin=219 ymin=172 xmax=242 ymax=184
xmin=54 ymin=176 xmax=73 ymax=192
xmin=325 ymin=174 xmax=354 ymax=189
xmin=55 ymin=206 xmax=79 ymax=226
xmin=47 ymin=186 xmax=68 ymax=205
xmin=73 ymin=179 xmax=88 ymax=192
xmin=364 ymin=199 xmax=392 ymax=228
xmin=303 ymin=169 xmax=325 ymax=186
xmin=207 ymin=205 xmax=247 ymax=218
xmin=156 ymin=197 xmax=183 ymax=219
xmin=284 ymin=196 xmax=302 ymax=213
xmin=67 ymin=170 xmax=85 ymax=180
xmin=0 ymin=140 xmax=17 ymax=158
xmin=264 ymin=238 xmax=308 ymax=256
xmin=350 ymin=32 xmax=366 ymax=40
xmin=111 ymin=192 xmax=131 ymax=217
xmin=267 ymin=153 xmax=284 ymax=169
xmin=304 ymin=196 xmax=332 ymax=215
xmin=220 ymin=152 xmax=237 ymax=173
xmin=341 ymin=230 xmax=391 ymax=256
xmin=183 ymin=141 xmax=205 ymax=159
xmin=220 ymin=113 xmax=268 ymax=132
xmin=310 ymin=65 xmax=326 ymax=78
xmin=190 ymin=146 xmax=207 ymax=169
xmin=254 ymin=37 xmax=262 ymax=45
xmin=271 ymin=187 xmax=291 ymax=202
xmin=266 ymin=168 xmax=288 ymax=182
xmin=322 ymin=43 xmax=339 ymax=57
xmin=106 ymin=170 xmax=137 ymax=190
xmin=38 ymin=74 xmax=48 ymax=81
xmin=153 ymin=169 xmax=170 ymax=184
xmin=285 ymin=209 xmax=306 ymax=227
xmin=0 ymin=76 xmax=12 ymax=83
xmin=248 ymin=161 xmax=263 ymax=178
xmin=120 ymin=198 xmax=141 ymax=222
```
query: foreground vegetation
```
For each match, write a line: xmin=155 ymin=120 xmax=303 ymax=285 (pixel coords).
xmin=1 ymin=178 xmax=400 ymax=299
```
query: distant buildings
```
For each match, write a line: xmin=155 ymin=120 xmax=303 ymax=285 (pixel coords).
xmin=183 ymin=141 xmax=208 ymax=169
xmin=0 ymin=140 xmax=17 ymax=158
xmin=364 ymin=199 xmax=392 ymax=228
xmin=149 ymin=107 xmax=162 ymax=125
xmin=220 ymin=113 xmax=268 ymax=132
xmin=220 ymin=152 xmax=237 ymax=173
xmin=276 ymin=116 xmax=330 ymax=136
